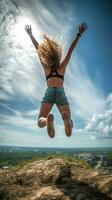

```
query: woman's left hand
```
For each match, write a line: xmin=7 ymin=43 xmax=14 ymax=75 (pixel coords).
xmin=79 ymin=22 xmax=88 ymax=34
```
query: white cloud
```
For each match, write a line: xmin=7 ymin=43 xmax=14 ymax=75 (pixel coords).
xmin=0 ymin=104 xmax=39 ymax=132
xmin=0 ymin=103 xmax=111 ymax=147
xmin=65 ymin=56 xmax=105 ymax=121
xmin=24 ymin=109 xmax=39 ymax=117
xmin=0 ymin=91 xmax=11 ymax=100
xmin=1 ymin=103 xmax=21 ymax=116
xmin=90 ymin=135 xmax=96 ymax=140
xmin=85 ymin=93 xmax=112 ymax=139
xmin=0 ymin=0 xmax=74 ymax=102
xmin=0 ymin=113 xmax=38 ymax=131
xmin=0 ymin=128 xmax=48 ymax=147
xmin=1 ymin=103 xmax=39 ymax=118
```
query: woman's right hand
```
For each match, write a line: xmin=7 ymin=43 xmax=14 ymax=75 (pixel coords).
xmin=25 ymin=25 xmax=32 ymax=36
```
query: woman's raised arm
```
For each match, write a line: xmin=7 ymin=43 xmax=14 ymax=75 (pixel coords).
xmin=60 ymin=22 xmax=88 ymax=70
xmin=25 ymin=25 xmax=39 ymax=49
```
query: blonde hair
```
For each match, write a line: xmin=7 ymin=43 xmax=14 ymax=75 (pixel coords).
xmin=38 ymin=35 xmax=62 ymax=67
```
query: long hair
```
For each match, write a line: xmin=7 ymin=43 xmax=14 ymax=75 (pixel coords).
xmin=38 ymin=35 xmax=62 ymax=67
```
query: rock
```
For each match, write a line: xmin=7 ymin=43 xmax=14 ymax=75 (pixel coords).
xmin=0 ymin=158 xmax=112 ymax=200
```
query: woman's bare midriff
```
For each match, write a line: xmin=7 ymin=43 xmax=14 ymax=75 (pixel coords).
xmin=46 ymin=77 xmax=64 ymax=87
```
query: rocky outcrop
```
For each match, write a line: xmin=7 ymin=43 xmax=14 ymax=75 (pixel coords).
xmin=0 ymin=158 xmax=112 ymax=200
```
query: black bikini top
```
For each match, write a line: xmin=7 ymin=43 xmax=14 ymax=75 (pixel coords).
xmin=46 ymin=67 xmax=64 ymax=81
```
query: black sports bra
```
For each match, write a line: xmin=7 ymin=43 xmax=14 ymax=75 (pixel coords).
xmin=46 ymin=67 xmax=64 ymax=81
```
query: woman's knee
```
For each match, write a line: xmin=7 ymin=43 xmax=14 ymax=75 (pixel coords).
xmin=38 ymin=117 xmax=47 ymax=128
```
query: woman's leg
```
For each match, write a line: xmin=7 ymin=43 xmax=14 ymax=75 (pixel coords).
xmin=38 ymin=102 xmax=53 ymax=127
xmin=57 ymin=104 xmax=73 ymax=137
xmin=38 ymin=102 xmax=55 ymax=138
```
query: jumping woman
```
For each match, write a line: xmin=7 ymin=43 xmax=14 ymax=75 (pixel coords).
xmin=25 ymin=22 xmax=87 ymax=138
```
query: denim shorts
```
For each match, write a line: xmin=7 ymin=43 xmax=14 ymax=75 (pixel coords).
xmin=41 ymin=87 xmax=69 ymax=107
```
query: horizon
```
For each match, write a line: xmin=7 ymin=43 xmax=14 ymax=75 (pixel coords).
xmin=0 ymin=145 xmax=112 ymax=149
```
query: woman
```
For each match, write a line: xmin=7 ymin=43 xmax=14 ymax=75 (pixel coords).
xmin=25 ymin=22 xmax=87 ymax=138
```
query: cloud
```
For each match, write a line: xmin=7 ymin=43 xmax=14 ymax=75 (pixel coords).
xmin=0 ymin=103 xmax=40 ymax=132
xmin=0 ymin=105 xmax=76 ymax=147
xmin=0 ymin=101 xmax=111 ymax=147
xmin=65 ymin=56 xmax=105 ymax=121
xmin=0 ymin=112 xmax=37 ymax=131
xmin=0 ymin=0 xmax=43 ymax=101
xmin=24 ymin=109 xmax=39 ymax=117
xmin=0 ymin=0 xmax=75 ymax=102
xmin=1 ymin=103 xmax=21 ymax=116
xmin=85 ymin=93 xmax=112 ymax=139
xmin=0 ymin=127 xmax=48 ymax=147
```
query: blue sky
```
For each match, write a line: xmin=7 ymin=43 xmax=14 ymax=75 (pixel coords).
xmin=0 ymin=0 xmax=112 ymax=147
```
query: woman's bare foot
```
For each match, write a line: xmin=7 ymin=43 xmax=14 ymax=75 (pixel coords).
xmin=47 ymin=113 xmax=55 ymax=138
xmin=62 ymin=111 xmax=72 ymax=137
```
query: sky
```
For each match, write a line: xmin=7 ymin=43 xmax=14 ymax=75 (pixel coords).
xmin=0 ymin=0 xmax=112 ymax=148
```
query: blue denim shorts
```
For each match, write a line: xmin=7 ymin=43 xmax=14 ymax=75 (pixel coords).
xmin=41 ymin=87 xmax=69 ymax=107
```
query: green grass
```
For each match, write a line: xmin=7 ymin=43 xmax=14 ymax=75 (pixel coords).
xmin=4 ymin=154 xmax=91 ymax=172
xmin=46 ymin=154 xmax=90 ymax=168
